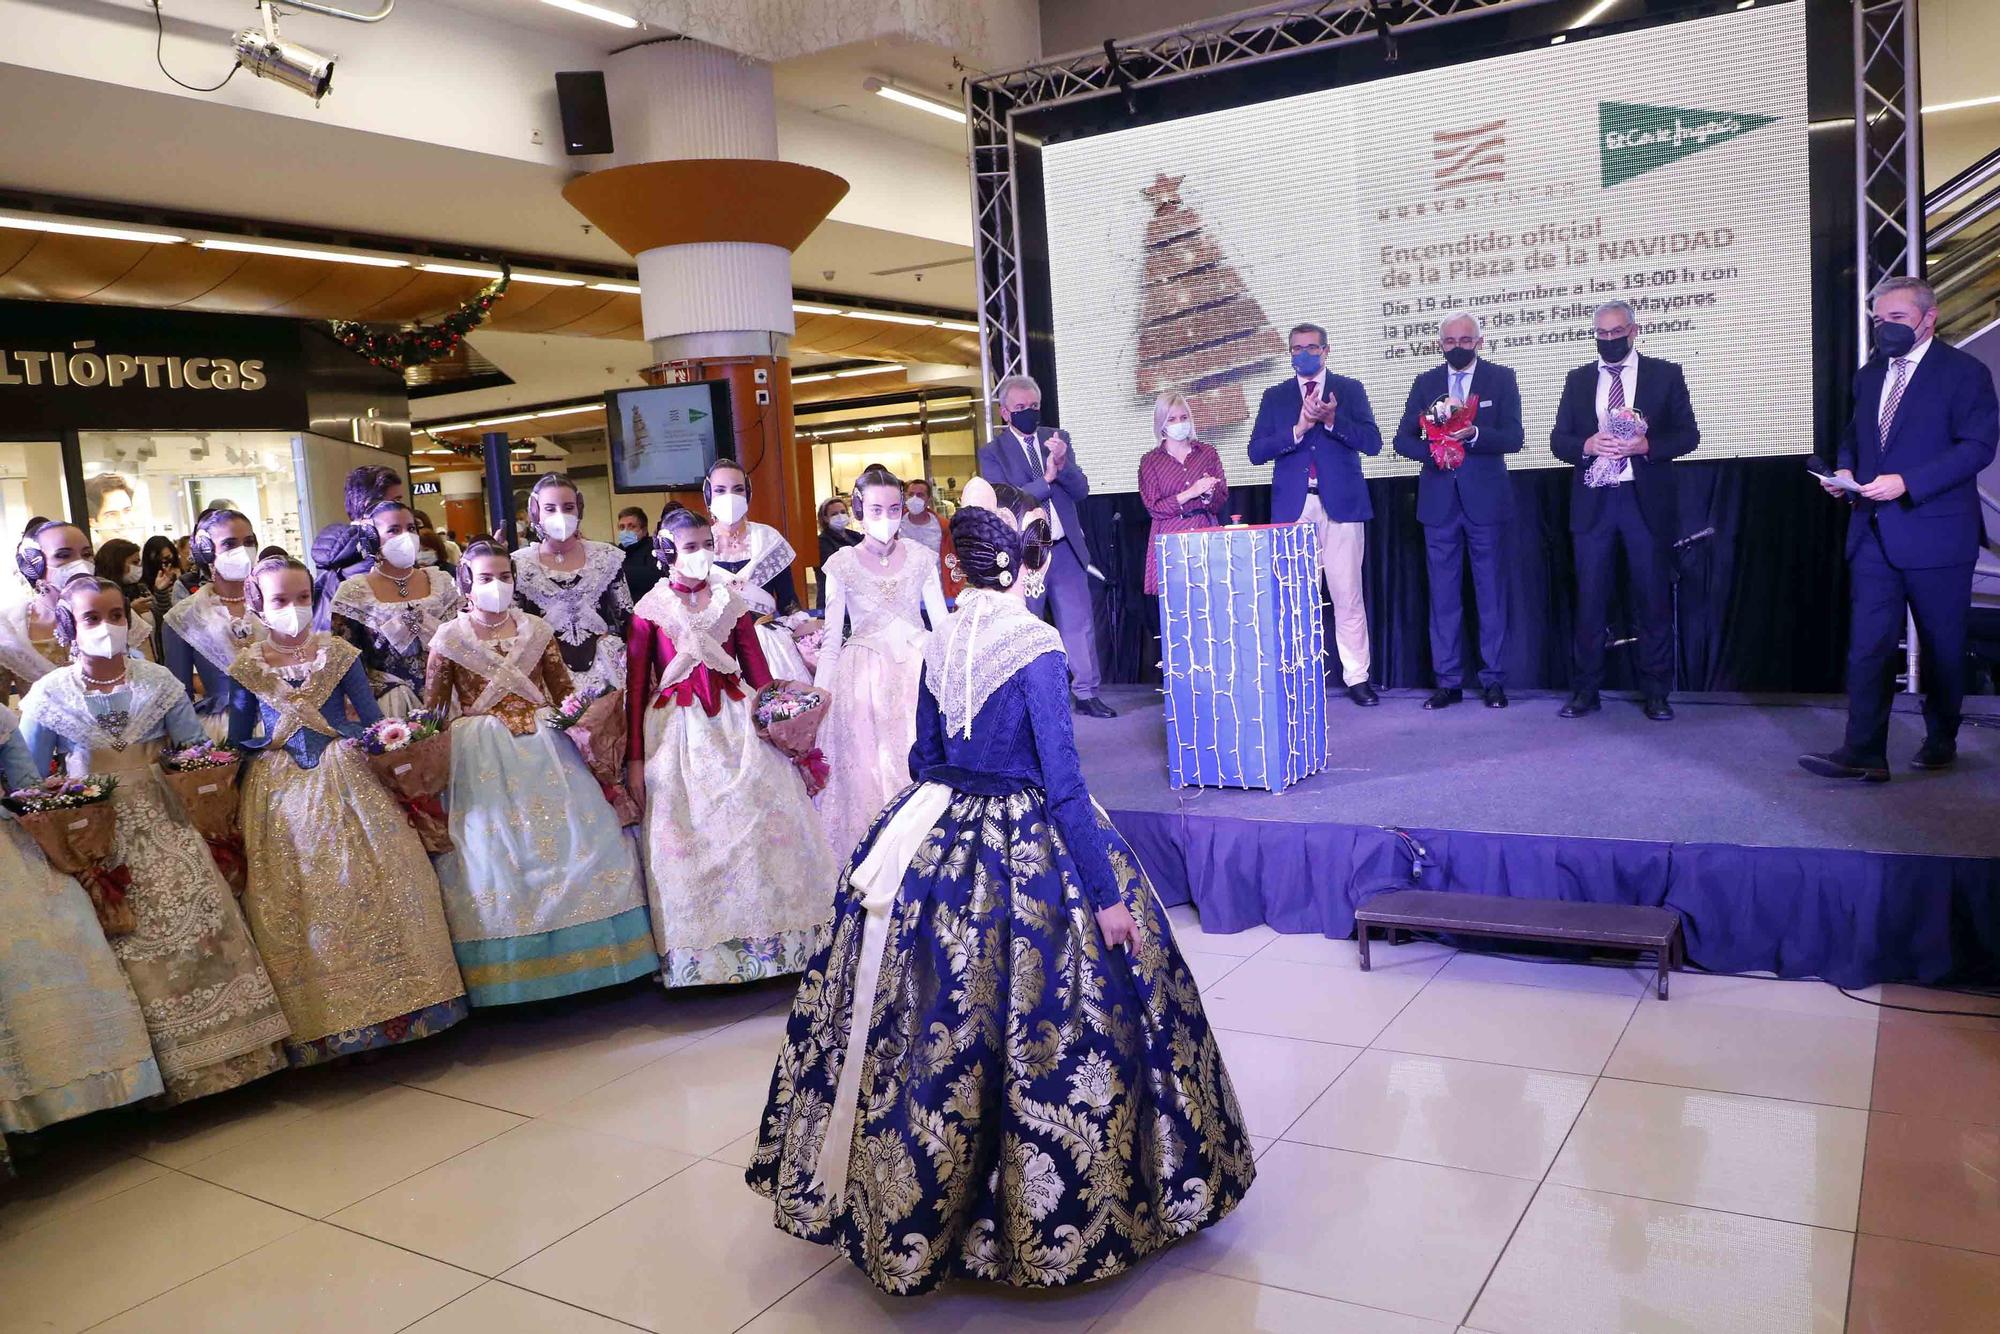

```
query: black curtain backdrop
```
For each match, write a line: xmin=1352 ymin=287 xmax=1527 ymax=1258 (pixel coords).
xmin=1077 ymin=456 xmax=1855 ymax=693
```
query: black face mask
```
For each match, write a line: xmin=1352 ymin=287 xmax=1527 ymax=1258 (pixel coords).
xmin=1008 ymin=407 xmax=1041 ymax=437
xmin=1595 ymin=336 xmax=1632 ymax=365
xmin=1873 ymin=321 xmax=1919 ymax=359
xmin=1442 ymin=345 xmax=1477 ymax=371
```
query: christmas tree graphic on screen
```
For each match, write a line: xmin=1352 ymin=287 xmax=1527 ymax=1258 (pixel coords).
xmin=1135 ymin=173 xmax=1283 ymax=436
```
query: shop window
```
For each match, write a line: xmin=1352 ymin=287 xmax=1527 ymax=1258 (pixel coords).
xmin=79 ymin=432 xmax=305 ymax=557
xmin=0 ymin=440 xmax=72 ymax=543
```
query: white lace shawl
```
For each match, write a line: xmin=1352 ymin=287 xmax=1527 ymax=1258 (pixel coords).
xmin=429 ymin=611 xmax=555 ymax=714
xmin=514 ymin=541 xmax=630 ymax=647
xmin=20 ymin=659 xmax=185 ymax=754
xmin=0 ymin=599 xmax=59 ymax=688
xmin=709 ymin=522 xmax=796 ymax=616
xmin=921 ymin=588 xmax=1061 ymax=739
xmin=330 ymin=570 xmax=462 ymax=656
xmin=632 ymin=583 xmax=750 ymax=693
xmin=161 ymin=584 xmax=266 ymax=672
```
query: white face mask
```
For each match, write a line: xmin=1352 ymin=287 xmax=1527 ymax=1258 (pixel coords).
xmin=123 ymin=562 xmax=143 ymax=584
xmin=710 ymin=493 xmax=748 ymax=525
xmin=266 ymin=604 xmax=310 ymax=638
xmin=827 ymin=513 xmax=851 ymax=531
xmin=470 ymin=580 xmax=515 ymax=614
xmin=675 ymin=550 xmax=713 ymax=581
xmin=380 ymin=531 xmax=422 ymax=568
xmin=213 ymin=546 xmax=256 ymax=582
xmin=1164 ymin=420 xmax=1195 ymax=443
xmin=539 ymin=510 xmax=578 ymax=541
xmin=76 ymin=622 xmax=128 ymax=659
xmin=905 ymin=496 xmax=928 ymax=516
xmin=50 ymin=559 xmax=93 ymax=589
xmin=864 ymin=516 xmax=901 ymax=544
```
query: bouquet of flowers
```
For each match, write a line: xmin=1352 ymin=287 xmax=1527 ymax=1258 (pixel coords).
xmin=160 ymin=741 xmax=247 ymax=893
xmin=551 ymin=686 xmax=637 ymax=825
xmin=752 ymin=682 xmax=830 ymax=796
xmin=1586 ymin=406 xmax=1648 ymax=488
xmin=1420 ymin=394 xmax=1481 ymax=471
xmin=4 ymin=776 xmax=134 ymax=936
xmin=348 ymin=709 xmax=453 ymax=853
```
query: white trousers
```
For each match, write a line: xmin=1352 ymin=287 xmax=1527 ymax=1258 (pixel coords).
xmin=1299 ymin=494 xmax=1370 ymax=686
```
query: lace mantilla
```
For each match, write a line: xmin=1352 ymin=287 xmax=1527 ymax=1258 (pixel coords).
xmin=429 ymin=612 xmax=554 ymax=714
xmin=710 ymin=523 xmax=796 ymax=616
xmin=162 ymin=585 xmax=266 ymax=673
xmin=21 ymin=660 xmax=185 ymax=754
xmin=330 ymin=571 xmax=461 ymax=656
xmin=0 ymin=601 xmax=60 ymax=688
xmin=922 ymin=589 xmax=1061 ymax=739
xmin=633 ymin=583 xmax=749 ymax=692
xmin=227 ymin=635 xmax=358 ymax=748
xmin=514 ymin=541 xmax=629 ymax=646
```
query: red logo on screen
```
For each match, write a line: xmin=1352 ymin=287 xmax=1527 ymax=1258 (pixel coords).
xmin=1433 ymin=120 xmax=1507 ymax=192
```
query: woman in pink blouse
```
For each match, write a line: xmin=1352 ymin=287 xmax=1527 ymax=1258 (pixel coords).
xmin=1137 ymin=391 xmax=1229 ymax=594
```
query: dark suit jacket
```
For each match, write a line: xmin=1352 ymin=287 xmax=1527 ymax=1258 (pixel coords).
xmin=1838 ymin=340 xmax=1999 ymax=569
xmin=1549 ymin=353 xmax=1701 ymax=539
xmin=1390 ymin=359 xmax=1524 ymax=527
xmin=976 ymin=426 xmax=1095 ymax=567
xmin=1247 ymin=371 xmax=1383 ymax=524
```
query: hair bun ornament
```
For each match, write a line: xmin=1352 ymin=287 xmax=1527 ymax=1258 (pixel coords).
xmin=998 ymin=570 xmax=1013 ymax=587
xmin=995 ymin=551 xmax=1010 ymax=568
xmin=943 ymin=553 xmax=961 ymax=579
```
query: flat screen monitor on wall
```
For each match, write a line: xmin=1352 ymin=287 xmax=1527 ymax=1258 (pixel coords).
xmin=604 ymin=382 xmax=733 ymax=492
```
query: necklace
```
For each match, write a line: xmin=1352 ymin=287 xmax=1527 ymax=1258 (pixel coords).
xmin=380 ymin=566 xmax=414 ymax=598
xmin=79 ymin=661 xmax=127 ymax=689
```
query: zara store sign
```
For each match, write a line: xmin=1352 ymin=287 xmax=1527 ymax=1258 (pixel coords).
xmin=0 ymin=299 xmax=310 ymax=432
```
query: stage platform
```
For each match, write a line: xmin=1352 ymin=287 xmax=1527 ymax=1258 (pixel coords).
xmin=1080 ymin=687 xmax=2000 ymax=988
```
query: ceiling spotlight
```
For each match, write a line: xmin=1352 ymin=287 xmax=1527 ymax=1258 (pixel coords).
xmin=234 ymin=3 xmax=338 ymax=103
xmin=863 ymin=77 xmax=966 ymax=124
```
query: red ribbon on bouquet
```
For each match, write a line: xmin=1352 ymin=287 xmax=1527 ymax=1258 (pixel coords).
xmin=1420 ymin=395 xmax=1481 ymax=471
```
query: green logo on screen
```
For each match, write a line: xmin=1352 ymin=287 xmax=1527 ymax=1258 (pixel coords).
xmin=689 ymin=409 xmax=708 ymax=424
xmin=1598 ymin=100 xmax=1776 ymax=188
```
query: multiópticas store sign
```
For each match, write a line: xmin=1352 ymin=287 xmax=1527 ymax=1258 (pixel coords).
xmin=0 ymin=299 xmax=309 ymax=431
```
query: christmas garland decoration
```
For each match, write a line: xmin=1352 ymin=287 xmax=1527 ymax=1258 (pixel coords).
xmin=329 ymin=262 xmax=511 ymax=372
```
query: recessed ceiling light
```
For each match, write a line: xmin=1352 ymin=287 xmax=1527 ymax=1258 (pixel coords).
xmin=841 ymin=309 xmax=936 ymax=327
xmin=539 ymin=0 xmax=638 ymax=28
xmin=792 ymin=372 xmax=836 ymax=383
xmin=0 ymin=215 xmax=186 ymax=245
xmin=513 ymin=273 xmax=588 ymax=287
xmin=196 ymin=238 xmax=407 ymax=267
xmin=419 ymin=262 xmax=503 ymax=279
xmin=591 ymin=281 xmax=643 ymax=294
xmin=793 ymin=303 xmax=843 ymax=316
xmin=832 ymin=364 xmax=902 ymax=378
xmin=934 ymin=319 xmax=979 ymax=332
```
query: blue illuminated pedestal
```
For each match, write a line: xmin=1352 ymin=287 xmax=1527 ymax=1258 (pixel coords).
xmin=1158 ymin=523 xmax=1328 ymax=792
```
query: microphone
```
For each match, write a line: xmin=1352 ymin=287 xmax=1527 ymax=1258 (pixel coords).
xmin=1673 ymin=526 xmax=1716 ymax=551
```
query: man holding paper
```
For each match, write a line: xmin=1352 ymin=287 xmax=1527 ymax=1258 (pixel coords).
xmin=1801 ymin=276 xmax=1998 ymax=781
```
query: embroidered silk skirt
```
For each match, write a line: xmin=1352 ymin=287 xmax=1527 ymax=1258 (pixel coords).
xmin=747 ymin=786 xmax=1256 ymax=1294
xmin=0 ymin=820 xmax=163 ymax=1132
xmin=240 ymin=742 xmax=467 ymax=1062
xmin=639 ymin=696 xmax=837 ymax=987
xmin=814 ymin=638 xmax=924 ymax=868
xmin=433 ymin=715 xmax=657 ymax=1005
xmin=103 ymin=779 xmax=291 ymax=1103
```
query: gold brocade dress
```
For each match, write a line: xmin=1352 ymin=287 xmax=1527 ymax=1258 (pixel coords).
xmin=17 ymin=662 xmax=291 ymax=1104
xmin=422 ymin=612 xmax=656 ymax=1006
xmin=229 ymin=636 xmax=468 ymax=1062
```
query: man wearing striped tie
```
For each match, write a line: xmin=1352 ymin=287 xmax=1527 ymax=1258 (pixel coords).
xmin=1549 ymin=299 xmax=1702 ymax=721
xmin=1801 ymin=276 xmax=1998 ymax=782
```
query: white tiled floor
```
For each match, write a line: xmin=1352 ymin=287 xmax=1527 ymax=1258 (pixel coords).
xmin=0 ymin=910 xmax=1886 ymax=1333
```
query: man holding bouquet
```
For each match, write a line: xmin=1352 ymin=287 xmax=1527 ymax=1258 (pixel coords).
xmin=1392 ymin=312 xmax=1523 ymax=709
xmin=1548 ymin=299 xmax=1701 ymax=721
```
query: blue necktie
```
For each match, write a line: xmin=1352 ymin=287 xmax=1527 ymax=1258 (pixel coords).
xmin=1452 ymin=371 xmax=1467 ymax=402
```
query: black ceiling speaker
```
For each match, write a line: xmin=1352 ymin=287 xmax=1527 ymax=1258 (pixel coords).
xmin=556 ymin=71 xmax=614 ymax=157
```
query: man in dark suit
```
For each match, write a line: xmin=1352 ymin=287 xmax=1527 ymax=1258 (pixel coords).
xmin=1391 ymin=312 xmax=1523 ymax=709
xmin=1248 ymin=321 xmax=1385 ymax=705
xmin=976 ymin=373 xmax=1114 ymax=718
xmin=1548 ymin=299 xmax=1701 ymax=721
xmin=1802 ymin=276 xmax=1999 ymax=781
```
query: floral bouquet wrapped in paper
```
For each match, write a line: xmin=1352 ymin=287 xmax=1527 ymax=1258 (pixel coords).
xmin=785 ymin=615 xmax=827 ymax=675
xmin=550 ymin=686 xmax=638 ymax=826
xmin=1587 ymin=406 xmax=1648 ymax=488
xmin=1420 ymin=394 xmax=1480 ymax=471
xmin=4 ymin=777 xmax=134 ymax=936
xmin=348 ymin=709 xmax=453 ymax=852
xmin=160 ymin=741 xmax=247 ymax=894
xmin=752 ymin=682 xmax=830 ymax=796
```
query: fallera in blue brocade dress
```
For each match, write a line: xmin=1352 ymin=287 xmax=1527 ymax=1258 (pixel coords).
xmin=747 ymin=587 xmax=1255 ymax=1294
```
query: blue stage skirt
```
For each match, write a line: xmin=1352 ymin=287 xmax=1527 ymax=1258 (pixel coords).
xmin=747 ymin=785 xmax=1256 ymax=1294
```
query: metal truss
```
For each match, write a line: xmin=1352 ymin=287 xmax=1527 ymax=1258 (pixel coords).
xmin=1853 ymin=0 xmax=1924 ymax=341
xmin=964 ymin=0 xmax=1561 ymax=407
